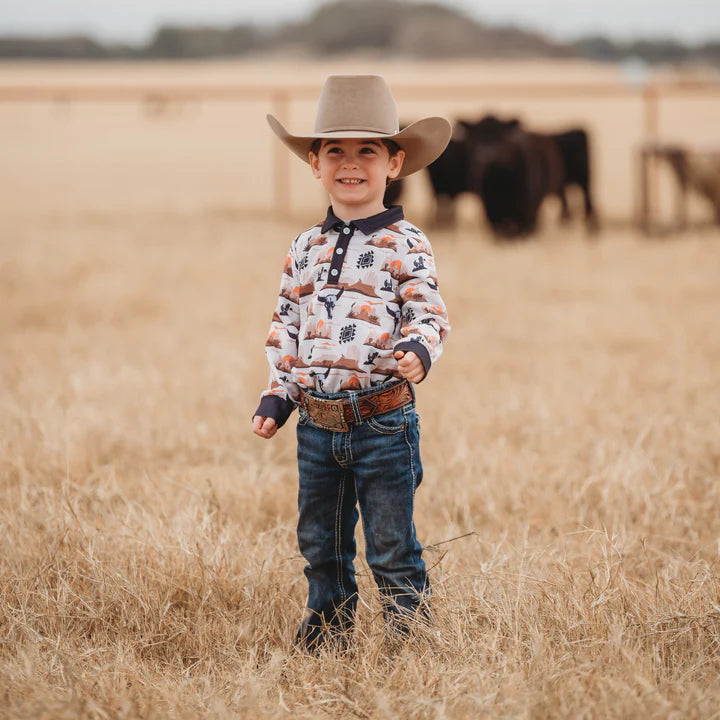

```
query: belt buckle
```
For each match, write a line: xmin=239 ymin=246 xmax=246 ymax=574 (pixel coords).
xmin=306 ymin=396 xmax=350 ymax=432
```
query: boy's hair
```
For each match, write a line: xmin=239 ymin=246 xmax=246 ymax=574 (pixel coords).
xmin=309 ymin=138 xmax=402 ymax=187
xmin=310 ymin=138 xmax=402 ymax=158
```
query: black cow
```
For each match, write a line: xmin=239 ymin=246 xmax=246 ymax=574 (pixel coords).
xmin=383 ymin=178 xmax=404 ymax=207
xmin=425 ymin=138 xmax=467 ymax=225
xmin=459 ymin=116 xmax=566 ymax=237
xmin=463 ymin=116 xmax=598 ymax=236
xmin=388 ymin=115 xmax=598 ymax=237
xmin=382 ymin=138 xmax=466 ymax=224
xmin=548 ymin=128 xmax=598 ymax=231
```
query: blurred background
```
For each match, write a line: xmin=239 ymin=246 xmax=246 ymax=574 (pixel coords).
xmin=1 ymin=0 xmax=719 ymax=230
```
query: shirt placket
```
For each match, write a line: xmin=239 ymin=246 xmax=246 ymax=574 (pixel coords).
xmin=327 ymin=223 xmax=355 ymax=284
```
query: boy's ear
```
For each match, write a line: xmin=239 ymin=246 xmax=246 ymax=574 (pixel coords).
xmin=387 ymin=149 xmax=406 ymax=180
xmin=309 ymin=151 xmax=321 ymax=178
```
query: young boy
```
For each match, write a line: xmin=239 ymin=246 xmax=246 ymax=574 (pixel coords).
xmin=252 ymin=75 xmax=451 ymax=650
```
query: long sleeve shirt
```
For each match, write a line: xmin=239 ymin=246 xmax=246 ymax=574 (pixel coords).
xmin=255 ymin=205 xmax=450 ymax=427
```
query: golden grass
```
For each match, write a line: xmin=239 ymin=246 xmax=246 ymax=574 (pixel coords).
xmin=2 ymin=205 xmax=720 ymax=718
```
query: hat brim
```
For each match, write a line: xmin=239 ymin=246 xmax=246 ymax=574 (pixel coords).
xmin=266 ymin=114 xmax=452 ymax=178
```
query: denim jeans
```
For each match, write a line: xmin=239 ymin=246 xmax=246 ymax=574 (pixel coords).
xmin=295 ymin=382 xmax=429 ymax=649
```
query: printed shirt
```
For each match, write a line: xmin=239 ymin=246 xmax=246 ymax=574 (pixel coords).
xmin=255 ymin=205 xmax=450 ymax=427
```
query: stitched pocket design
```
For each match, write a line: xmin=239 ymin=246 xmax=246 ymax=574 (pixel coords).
xmin=366 ymin=408 xmax=406 ymax=435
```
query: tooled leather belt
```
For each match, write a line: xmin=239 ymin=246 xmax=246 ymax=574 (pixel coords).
xmin=299 ymin=379 xmax=413 ymax=432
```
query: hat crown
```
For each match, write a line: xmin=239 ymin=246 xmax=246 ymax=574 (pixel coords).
xmin=313 ymin=74 xmax=399 ymax=135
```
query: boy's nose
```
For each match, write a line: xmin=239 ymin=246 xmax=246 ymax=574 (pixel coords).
xmin=341 ymin=154 xmax=360 ymax=167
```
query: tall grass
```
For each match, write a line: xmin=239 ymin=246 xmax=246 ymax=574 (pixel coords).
xmin=2 ymin=210 xmax=719 ymax=718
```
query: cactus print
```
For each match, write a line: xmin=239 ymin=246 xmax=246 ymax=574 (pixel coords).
xmin=260 ymin=206 xmax=450 ymax=405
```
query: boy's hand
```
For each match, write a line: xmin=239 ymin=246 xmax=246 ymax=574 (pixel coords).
xmin=253 ymin=415 xmax=278 ymax=439
xmin=394 ymin=350 xmax=426 ymax=383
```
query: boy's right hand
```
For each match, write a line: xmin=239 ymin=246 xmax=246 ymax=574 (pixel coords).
xmin=253 ymin=415 xmax=278 ymax=439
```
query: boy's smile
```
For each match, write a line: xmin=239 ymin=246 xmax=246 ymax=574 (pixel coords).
xmin=309 ymin=138 xmax=405 ymax=221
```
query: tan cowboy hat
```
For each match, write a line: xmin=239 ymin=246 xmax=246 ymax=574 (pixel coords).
xmin=266 ymin=74 xmax=452 ymax=178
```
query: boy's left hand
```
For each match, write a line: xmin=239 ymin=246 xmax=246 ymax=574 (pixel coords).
xmin=394 ymin=350 xmax=425 ymax=383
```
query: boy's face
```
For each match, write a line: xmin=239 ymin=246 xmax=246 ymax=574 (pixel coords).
xmin=309 ymin=138 xmax=405 ymax=219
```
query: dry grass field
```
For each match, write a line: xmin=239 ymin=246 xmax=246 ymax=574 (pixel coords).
xmin=2 ymin=60 xmax=720 ymax=719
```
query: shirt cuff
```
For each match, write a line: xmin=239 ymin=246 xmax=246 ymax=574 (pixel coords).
xmin=254 ymin=394 xmax=296 ymax=429
xmin=394 ymin=339 xmax=432 ymax=382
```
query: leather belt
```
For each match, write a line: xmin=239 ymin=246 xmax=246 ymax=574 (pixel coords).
xmin=299 ymin=380 xmax=413 ymax=432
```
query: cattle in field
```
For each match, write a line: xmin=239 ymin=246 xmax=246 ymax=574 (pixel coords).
xmin=382 ymin=138 xmax=467 ymax=224
xmin=383 ymin=140 xmax=466 ymax=224
xmin=425 ymin=138 xmax=468 ymax=225
xmin=638 ymin=143 xmax=720 ymax=232
xmin=387 ymin=115 xmax=598 ymax=237
xmin=383 ymin=178 xmax=404 ymax=208
xmin=681 ymin=150 xmax=720 ymax=223
xmin=459 ymin=116 xmax=564 ymax=237
xmin=461 ymin=115 xmax=599 ymax=238
xmin=548 ymin=128 xmax=598 ymax=231
xmin=383 ymin=138 xmax=468 ymax=225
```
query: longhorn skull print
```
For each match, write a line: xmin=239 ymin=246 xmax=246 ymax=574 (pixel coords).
xmin=317 ymin=287 xmax=344 ymax=319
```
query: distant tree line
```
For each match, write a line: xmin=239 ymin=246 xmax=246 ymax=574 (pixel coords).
xmin=1 ymin=0 xmax=718 ymax=66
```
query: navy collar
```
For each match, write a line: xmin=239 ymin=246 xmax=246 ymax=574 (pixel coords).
xmin=320 ymin=205 xmax=404 ymax=235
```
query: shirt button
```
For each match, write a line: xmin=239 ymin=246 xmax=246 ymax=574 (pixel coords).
xmin=336 ymin=247 xmax=344 ymax=255
xmin=342 ymin=227 xmax=350 ymax=234
xmin=330 ymin=269 xmax=339 ymax=276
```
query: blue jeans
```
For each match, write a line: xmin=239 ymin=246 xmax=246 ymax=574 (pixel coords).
xmin=295 ymin=382 xmax=429 ymax=649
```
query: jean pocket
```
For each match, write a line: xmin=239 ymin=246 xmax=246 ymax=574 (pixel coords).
xmin=366 ymin=407 xmax=407 ymax=435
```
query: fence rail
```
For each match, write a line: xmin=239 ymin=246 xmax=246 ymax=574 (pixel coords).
xmin=2 ymin=79 xmax=719 ymax=220
xmin=2 ymin=79 xmax=719 ymax=101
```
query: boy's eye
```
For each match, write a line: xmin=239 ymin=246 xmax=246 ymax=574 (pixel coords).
xmin=327 ymin=147 xmax=342 ymax=154
xmin=360 ymin=147 xmax=376 ymax=154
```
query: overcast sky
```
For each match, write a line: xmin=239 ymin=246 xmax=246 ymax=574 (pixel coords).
xmin=0 ymin=0 xmax=718 ymax=45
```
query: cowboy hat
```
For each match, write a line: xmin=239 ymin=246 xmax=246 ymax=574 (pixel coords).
xmin=266 ymin=74 xmax=452 ymax=178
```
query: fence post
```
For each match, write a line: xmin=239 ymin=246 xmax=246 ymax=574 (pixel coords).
xmin=643 ymin=84 xmax=659 ymax=139
xmin=638 ymin=144 xmax=651 ymax=233
xmin=641 ymin=85 xmax=660 ymax=231
xmin=271 ymin=89 xmax=291 ymax=219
